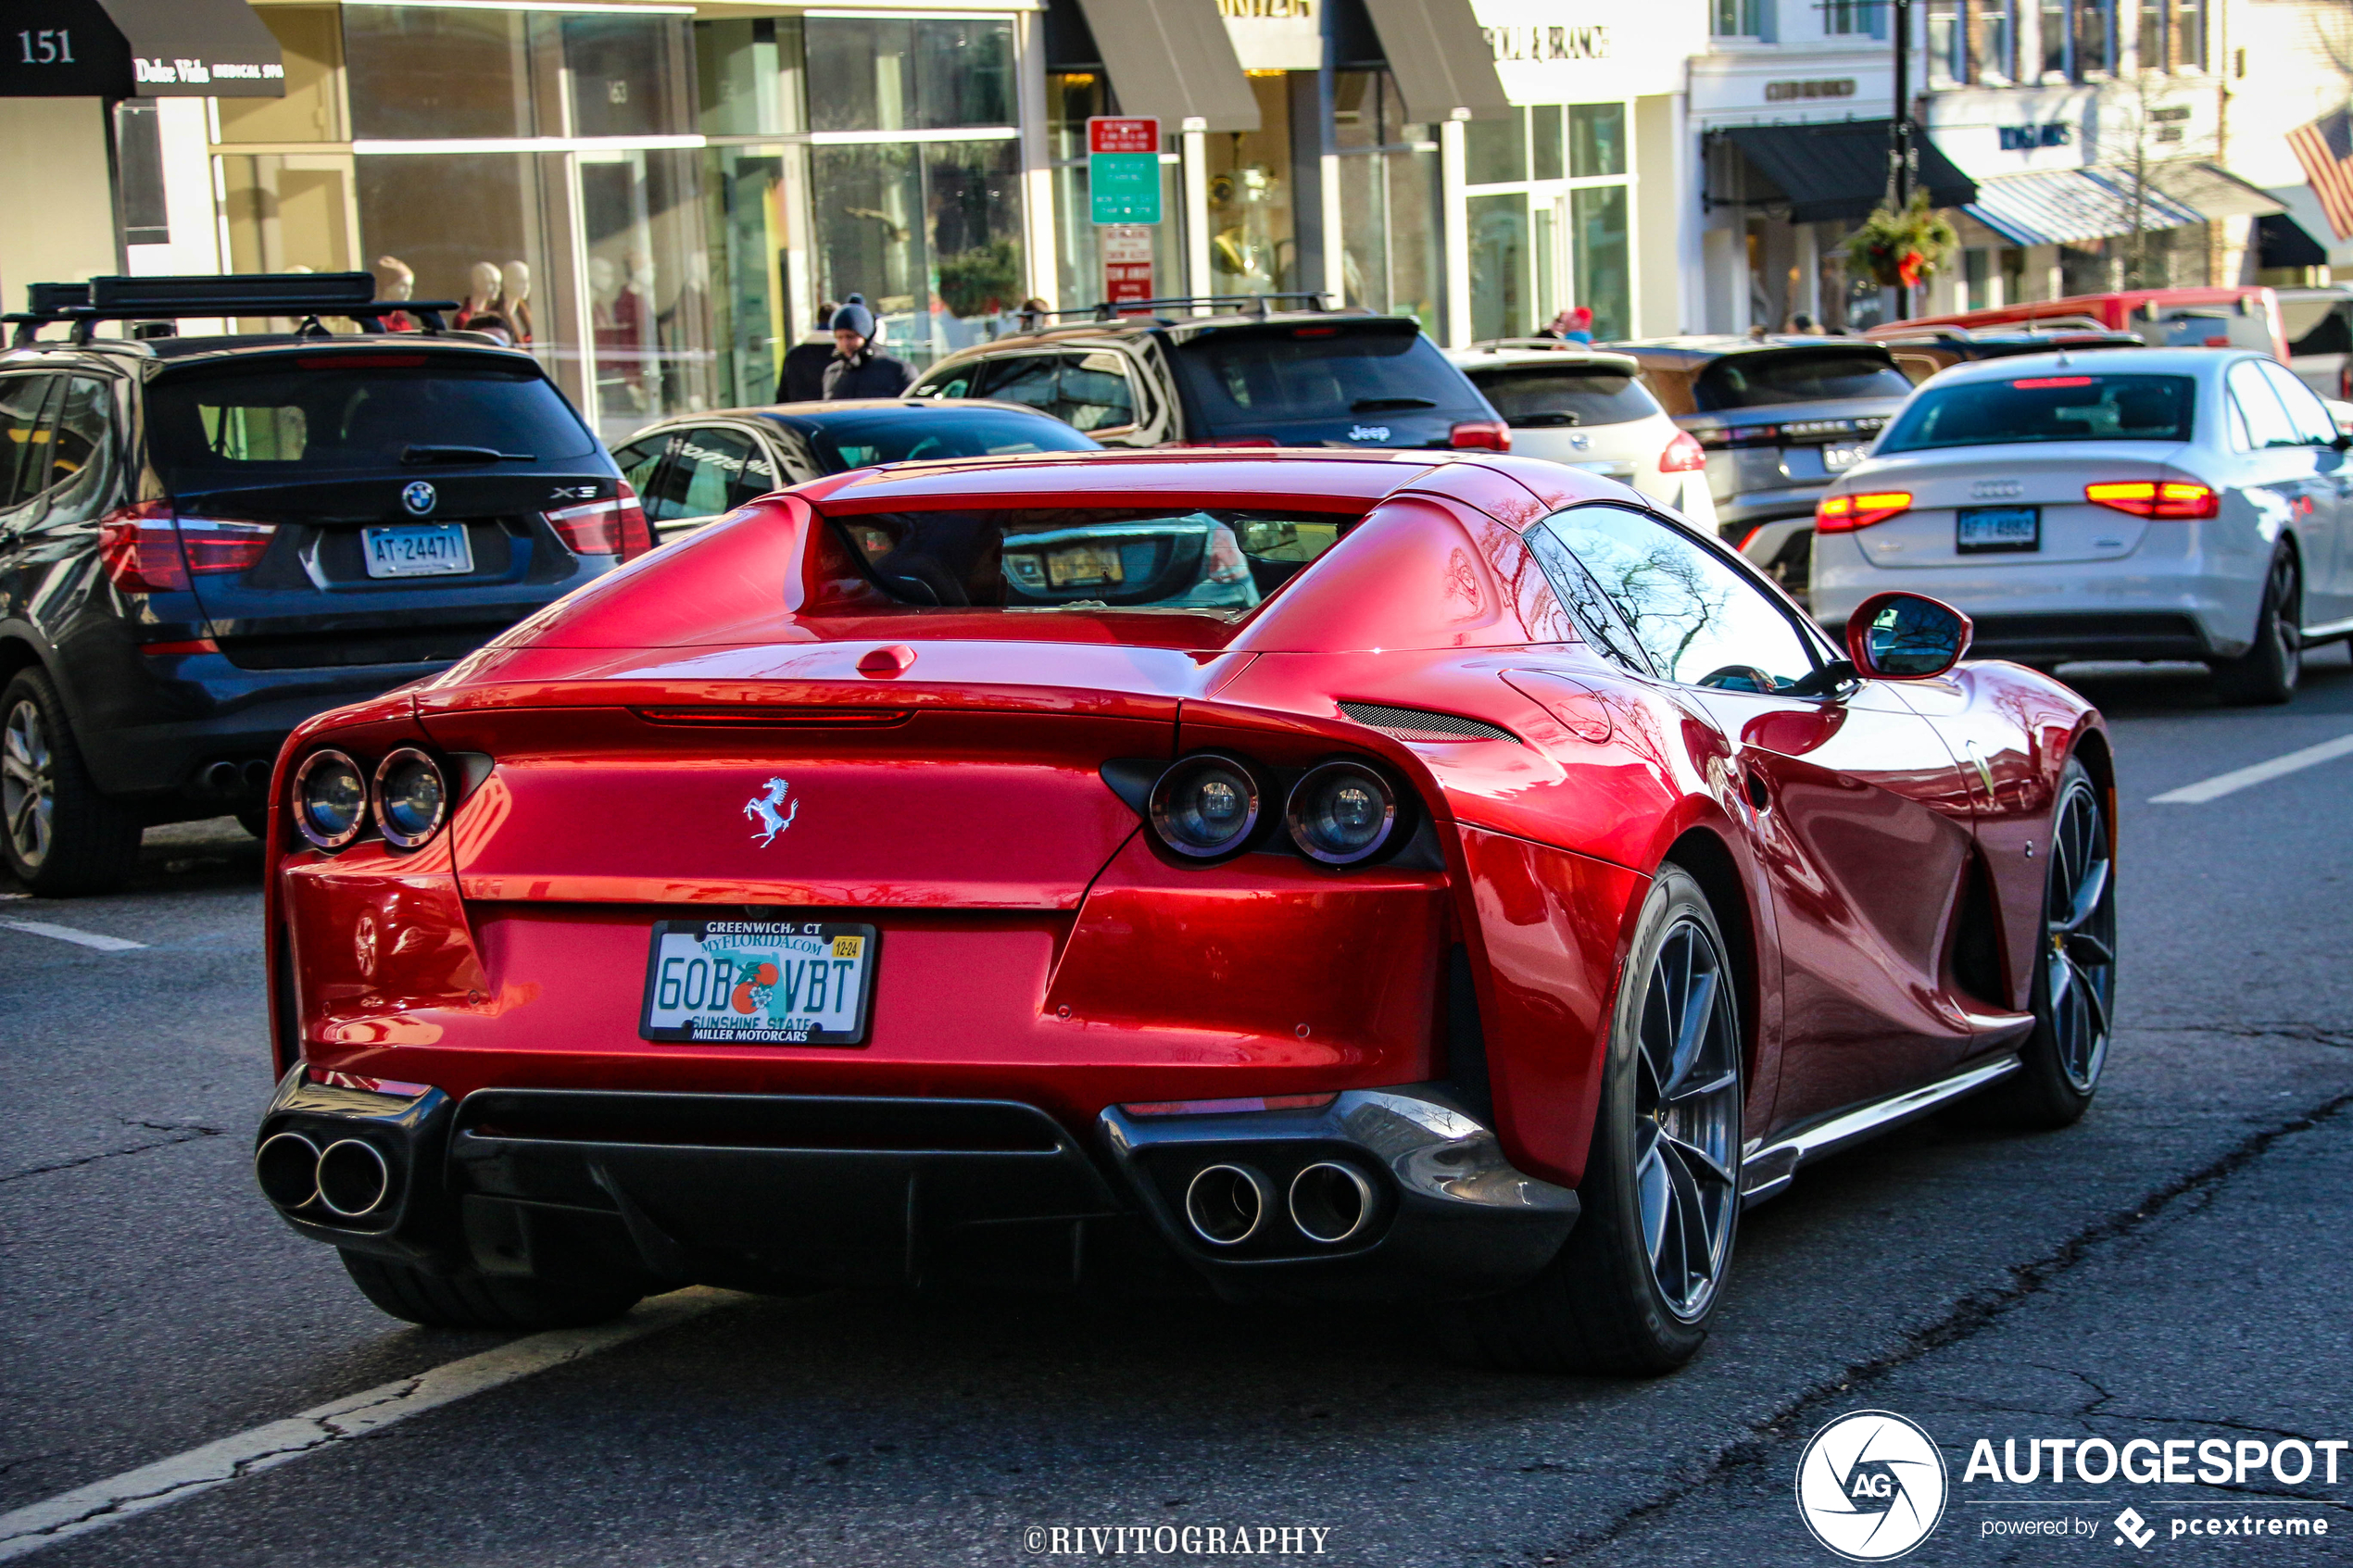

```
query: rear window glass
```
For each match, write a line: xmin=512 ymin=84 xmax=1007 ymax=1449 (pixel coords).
xmin=1692 ymin=351 xmax=1914 ymax=410
xmin=145 ymin=357 xmax=597 ymax=487
xmin=804 ymin=408 xmax=1099 ymax=472
xmin=2283 ymin=299 xmax=2352 ymax=356
xmin=830 ymin=508 xmax=1354 ymax=610
xmin=2148 ymin=309 xmax=2273 ymax=353
xmin=1467 ymin=368 xmax=1660 ymax=428
xmin=1878 ymin=373 xmax=2196 ymax=452
xmin=1170 ymin=323 xmax=1486 ymax=434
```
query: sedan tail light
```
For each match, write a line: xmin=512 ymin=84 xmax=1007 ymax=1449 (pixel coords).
xmin=2084 ymin=481 xmax=2218 ymax=520
xmin=546 ymin=481 xmax=653 ymax=560
xmin=1815 ymin=491 xmax=1913 ymax=533
xmin=1448 ymin=420 xmax=1511 ymax=452
xmin=1658 ymin=431 xmax=1707 ymax=472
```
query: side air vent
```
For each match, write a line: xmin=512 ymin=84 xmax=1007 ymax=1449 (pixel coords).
xmin=1339 ymin=702 xmax=1521 ymax=745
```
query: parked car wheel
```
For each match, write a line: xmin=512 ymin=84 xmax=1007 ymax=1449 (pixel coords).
xmin=339 ymin=1250 xmax=644 ymax=1332
xmin=1979 ymin=759 xmax=2116 ymax=1129
xmin=1441 ymin=867 xmax=1743 ymax=1375
xmin=2 ymin=669 xmax=143 ymax=896
xmin=234 ymin=806 xmax=271 ymax=841
xmin=2210 ymin=548 xmax=2301 ymax=706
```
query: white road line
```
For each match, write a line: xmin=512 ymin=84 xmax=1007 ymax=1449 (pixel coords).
xmin=2149 ymin=732 xmax=2353 ymax=804
xmin=0 ymin=920 xmax=146 ymax=952
xmin=0 ymin=1287 xmax=736 ymax=1562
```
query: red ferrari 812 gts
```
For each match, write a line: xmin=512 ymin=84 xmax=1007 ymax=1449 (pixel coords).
xmin=254 ymin=450 xmax=2114 ymax=1374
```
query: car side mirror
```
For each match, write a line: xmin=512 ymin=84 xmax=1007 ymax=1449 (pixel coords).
xmin=1845 ymin=591 xmax=1972 ymax=680
xmin=2332 ymin=432 xmax=2351 ymax=452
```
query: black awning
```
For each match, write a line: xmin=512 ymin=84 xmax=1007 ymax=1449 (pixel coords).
xmin=1069 ymin=0 xmax=1259 ymax=132
xmin=0 ymin=0 xmax=283 ymax=99
xmin=2259 ymin=212 xmax=2329 ymax=269
xmin=1357 ymin=0 xmax=1514 ymax=123
xmin=1719 ymin=121 xmax=1975 ymax=223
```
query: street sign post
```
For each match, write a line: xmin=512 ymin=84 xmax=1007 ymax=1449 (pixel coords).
xmin=1088 ymin=116 xmax=1162 ymax=227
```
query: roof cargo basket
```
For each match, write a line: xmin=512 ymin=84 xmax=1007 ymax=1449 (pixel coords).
xmin=6 ymin=272 xmax=461 ymax=346
xmin=1011 ymin=293 xmax=1337 ymax=328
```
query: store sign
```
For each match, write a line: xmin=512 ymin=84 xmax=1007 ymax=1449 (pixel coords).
xmin=1219 ymin=0 xmax=1319 ymax=72
xmin=1998 ymin=123 xmax=2071 ymax=150
xmin=1088 ymin=117 xmax=1163 ymax=226
xmin=1101 ymin=226 xmax=1156 ymax=311
xmin=1472 ymin=0 xmax=1696 ymax=103
xmin=1766 ymin=79 xmax=1856 ymax=103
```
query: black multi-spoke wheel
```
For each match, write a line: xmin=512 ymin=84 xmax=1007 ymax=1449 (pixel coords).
xmin=2212 ymin=548 xmax=2300 ymax=706
xmin=1441 ymin=867 xmax=1744 ymax=1374
xmin=1984 ymin=757 xmax=2116 ymax=1128
xmin=0 ymin=670 xmax=141 ymax=896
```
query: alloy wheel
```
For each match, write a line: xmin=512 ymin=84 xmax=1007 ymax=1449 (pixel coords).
xmin=4 ymin=696 xmax=55 ymax=872
xmin=1631 ymin=916 xmax=1743 ymax=1322
xmin=2043 ymin=776 xmax=2116 ymax=1093
xmin=2267 ymin=553 xmax=2303 ymax=690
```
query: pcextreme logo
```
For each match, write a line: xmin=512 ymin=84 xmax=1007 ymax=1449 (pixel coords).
xmin=1795 ymin=1411 xmax=1951 ymax=1562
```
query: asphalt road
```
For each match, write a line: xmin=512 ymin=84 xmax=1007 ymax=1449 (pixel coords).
xmin=4 ymin=650 xmax=2351 ymax=1567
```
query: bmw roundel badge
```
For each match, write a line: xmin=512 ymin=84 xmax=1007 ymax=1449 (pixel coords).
xmin=400 ymin=481 xmax=438 ymax=517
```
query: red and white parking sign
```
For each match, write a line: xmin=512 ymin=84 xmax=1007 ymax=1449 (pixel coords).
xmin=1088 ymin=117 xmax=1158 ymax=155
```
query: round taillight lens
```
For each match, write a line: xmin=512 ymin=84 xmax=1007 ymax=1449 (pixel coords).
xmin=371 ymin=748 xmax=448 ymax=849
xmin=292 ymin=749 xmax=368 ymax=851
xmin=1286 ymin=761 xmax=1399 ymax=866
xmin=1148 ymin=754 xmax=1261 ymax=858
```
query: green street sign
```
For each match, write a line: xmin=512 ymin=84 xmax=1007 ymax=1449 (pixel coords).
xmin=1088 ymin=151 xmax=1163 ymax=226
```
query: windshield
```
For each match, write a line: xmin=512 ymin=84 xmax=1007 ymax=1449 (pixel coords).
xmin=1467 ymin=367 xmax=1660 ymax=427
xmin=803 ymin=408 xmax=1099 ymax=473
xmin=1170 ymin=322 xmax=1489 ymax=435
xmin=829 ymin=507 xmax=1356 ymax=610
xmin=1692 ymin=350 xmax=1914 ymax=410
xmin=146 ymin=356 xmax=597 ymax=488
xmin=1878 ymin=373 xmax=2196 ymax=452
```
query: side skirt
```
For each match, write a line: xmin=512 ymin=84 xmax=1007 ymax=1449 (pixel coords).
xmin=1737 ymin=1054 xmax=2021 ymax=1209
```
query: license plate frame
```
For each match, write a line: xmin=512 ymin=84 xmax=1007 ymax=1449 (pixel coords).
xmin=361 ymin=522 xmax=474 ymax=579
xmin=1956 ymin=505 xmax=2042 ymax=554
xmin=637 ymin=919 xmax=878 ymax=1045
xmin=1046 ymin=543 xmax=1124 ymax=587
xmin=1822 ymin=444 xmax=1868 ymax=471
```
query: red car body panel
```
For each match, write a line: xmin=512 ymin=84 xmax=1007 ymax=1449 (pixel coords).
xmin=266 ymin=450 xmax=2102 ymax=1213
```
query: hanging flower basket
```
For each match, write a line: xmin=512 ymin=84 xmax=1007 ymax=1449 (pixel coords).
xmin=1845 ymin=194 xmax=1958 ymax=289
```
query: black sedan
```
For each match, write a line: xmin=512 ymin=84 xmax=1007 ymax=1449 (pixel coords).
xmin=611 ymin=399 xmax=1101 ymax=542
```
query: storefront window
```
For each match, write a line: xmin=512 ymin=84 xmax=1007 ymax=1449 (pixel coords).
xmin=1334 ymin=72 xmax=1442 ymax=334
xmin=1465 ymin=100 xmax=1633 ymax=343
xmin=1466 ymin=112 xmax=1527 ymax=187
xmin=217 ymin=6 xmax=344 ymax=144
xmin=1928 ymin=0 xmax=1964 ymax=85
xmin=576 ymin=149 xmax=714 ymax=430
xmin=1975 ymin=0 xmax=2016 ymax=81
xmin=2071 ymin=0 xmax=2111 ymax=77
xmin=1570 ymin=106 xmax=1625 ymax=179
xmin=704 ymin=145 xmax=792 ymax=408
xmin=1468 ymin=193 xmax=1529 ymax=341
xmin=1204 ymin=75 xmax=1300 ymax=298
xmin=220 ymin=154 xmax=357 ymax=302
xmin=1050 ymin=71 xmax=1184 ymax=310
xmin=1572 ymin=186 xmax=1629 ymax=340
xmin=2041 ymin=0 xmax=2068 ymax=77
xmin=805 ymin=17 xmax=1013 ymax=133
xmin=343 ymin=6 xmax=541 ymax=140
xmin=564 ymin=15 xmax=694 ymax=140
xmin=2171 ymin=0 xmax=2206 ymax=68
xmin=808 ymin=139 xmax=1026 ymax=366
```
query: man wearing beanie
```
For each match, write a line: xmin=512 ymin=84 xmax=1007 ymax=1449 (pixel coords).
xmin=821 ymin=295 xmax=913 ymax=399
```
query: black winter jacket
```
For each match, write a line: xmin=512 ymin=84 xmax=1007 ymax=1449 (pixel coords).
xmin=821 ymin=350 xmax=913 ymax=400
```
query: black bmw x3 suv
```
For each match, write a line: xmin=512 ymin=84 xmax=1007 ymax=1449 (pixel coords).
xmin=0 ymin=272 xmax=642 ymax=894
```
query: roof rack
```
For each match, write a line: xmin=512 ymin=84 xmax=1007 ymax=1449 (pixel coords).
xmin=1462 ymin=336 xmax=1633 ymax=355
xmin=1013 ymin=293 xmax=1335 ymax=330
xmin=6 ymin=272 xmax=461 ymax=346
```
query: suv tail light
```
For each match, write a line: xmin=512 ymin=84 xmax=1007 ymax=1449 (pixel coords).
xmin=1815 ymin=491 xmax=1913 ymax=533
xmin=97 ymin=501 xmax=188 ymax=592
xmin=177 ymin=517 xmax=274 ymax=574
xmin=1659 ymin=431 xmax=1707 ymax=472
xmin=1449 ymin=420 xmax=1511 ymax=451
xmin=2084 ymin=480 xmax=2218 ymax=520
xmin=546 ymin=482 xmax=653 ymax=561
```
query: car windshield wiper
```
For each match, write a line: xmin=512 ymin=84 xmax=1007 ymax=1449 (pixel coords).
xmin=401 ymin=445 xmax=535 ymax=465
xmin=1350 ymin=396 xmax=1438 ymax=412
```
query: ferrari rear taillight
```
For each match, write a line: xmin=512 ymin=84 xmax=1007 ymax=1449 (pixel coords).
xmin=2084 ymin=480 xmax=2218 ymax=520
xmin=546 ymin=481 xmax=653 ymax=560
xmin=1658 ymin=431 xmax=1707 ymax=473
xmin=1815 ymin=491 xmax=1913 ymax=533
xmin=1448 ymin=420 xmax=1511 ymax=452
xmin=1140 ymin=749 xmax=1414 ymax=869
xmin=97 ymin=502 xmax=187 ymax=592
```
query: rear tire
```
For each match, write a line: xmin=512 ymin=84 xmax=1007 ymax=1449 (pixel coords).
xmin=339 ymin=1250 xmax=644 ymax=1332
xmin=1440 ymin=868 xmax=1743 ymax=1375
xmin=2 ymin=670 xmax=143 ymax=896
xmin=234 ymin=806 xmax=271 ymax=840
xmin=2211 ymin=548 xmax=2301 ymax=706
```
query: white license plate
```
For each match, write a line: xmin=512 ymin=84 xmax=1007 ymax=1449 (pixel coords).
xmin=361 ymin=523 xmax=473 ymax=579
xmin=639 ymin=919 xmax=876 ymax=1045
xmin=1957 ymin=505 xmax=2041 ymax=554
xmin=1822 ymin=445 xmax=1868 ymax=470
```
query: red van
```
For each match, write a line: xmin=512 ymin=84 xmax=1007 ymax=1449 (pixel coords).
xmin=1868 ymin=286 xmax=2288 ymax=362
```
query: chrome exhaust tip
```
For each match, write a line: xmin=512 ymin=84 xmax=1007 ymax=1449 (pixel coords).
xmin=1183 ymin=1163 xmax=1271 ymax=1247
xmin=254 ymin=1131 xmax=321 ymax=1210
xmin=315 ymin=1138 xmax=393 ymax=1218
xmin=200 ymin=759 xmax=241 ymax=795
xmin=1288 ymin=1161 xmax=1375 ymax=1245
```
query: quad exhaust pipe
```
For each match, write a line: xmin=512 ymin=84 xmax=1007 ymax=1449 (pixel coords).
xmin=1183 ymin=1164 xmax=1272 ymax=1246
xmin=1180 ymin=1160 xmax=1378 ymax=1248
xmin=255 ymin=1131 xmax=393 ymax=1219
xmin=1288 ymin=1161 xmax=1374 ymax=1245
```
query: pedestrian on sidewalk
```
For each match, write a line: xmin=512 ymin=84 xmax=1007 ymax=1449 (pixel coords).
xmin=821 ymin=295 xmax=912 ymax=400
xmin=775 ymin=301 xmax=839 ymax=403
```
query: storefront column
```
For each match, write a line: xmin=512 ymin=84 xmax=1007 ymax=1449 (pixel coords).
xmin=1017 ymin=9 xmax=1059 ymax=307
xmin=1184 ymin=124 xmax=1212 ymax=304
xmin=1441 ymin=116 xmax=1468 ymax=346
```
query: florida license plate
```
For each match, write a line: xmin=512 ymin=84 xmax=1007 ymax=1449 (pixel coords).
xmin=361 ymin=522 xmax=474 ymax=578
xmin=1047 ymin=543 xmax=1124 ymax=587
xmin=638 ymin=919 xmax=877 ymax=1045
xmin=1957 ymin=505 xmax=2041 ymax=554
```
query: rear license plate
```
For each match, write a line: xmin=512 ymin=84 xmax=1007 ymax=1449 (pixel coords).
xmin=362 ymin=522 xmax=473 ymax=578
xmin=1957 ymin=505 xmax=2041 ymax=554
xmin=639 ymin=919 xmax=877 ymax=1045
xmin=1822 ymin=445 xmax=1868 ymax=470
xmin=1047 ymin=543 xmax=1124 ymax=587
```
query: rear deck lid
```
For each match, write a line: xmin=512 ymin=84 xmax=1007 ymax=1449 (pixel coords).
xmin=1167 ymin=320 xmax=1496 ymax=448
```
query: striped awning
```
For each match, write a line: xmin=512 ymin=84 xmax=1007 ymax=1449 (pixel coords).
xmin=1964 ymin=169 xmax=2207 ymax=246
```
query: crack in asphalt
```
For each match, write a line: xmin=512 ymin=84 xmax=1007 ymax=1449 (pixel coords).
xmin=0 ymin=1122 xmax=225 ymax=1186
xmin=1558 ymin=1087 xmax=2353 ymax=1561
xmin=2135 ymin=1022 xmax=2353 ymax=1047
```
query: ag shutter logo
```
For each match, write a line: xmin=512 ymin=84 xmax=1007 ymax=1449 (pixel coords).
xmin=400 ymin=480 xmax=438 ymax=517
xmin=1795 ymin=1411 xmax=1949 ymax=1561
xmin=2114 ymin=1507 xmax=2156 ymax=1549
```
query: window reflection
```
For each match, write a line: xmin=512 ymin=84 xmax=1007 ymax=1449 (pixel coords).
xmin=1543 ymin=507 xmax=1817 ymax=691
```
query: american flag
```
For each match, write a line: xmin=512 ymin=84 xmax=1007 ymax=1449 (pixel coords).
xmin=2287 ymin=108 xmax=2353 ymax=240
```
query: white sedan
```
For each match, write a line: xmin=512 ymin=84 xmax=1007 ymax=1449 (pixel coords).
xmin=1811 ymin=347 xmax=2353 ymax=704
xmin=1448 ymin=343 xmax=1718 ymax=530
